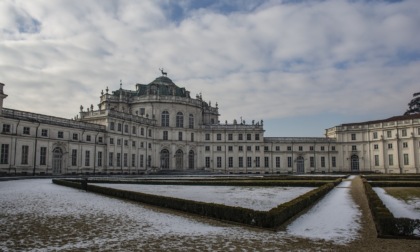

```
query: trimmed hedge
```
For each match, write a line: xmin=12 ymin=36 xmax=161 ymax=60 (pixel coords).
xmin=363 ymin=180 xmax=420 ymax=238
xmin=53 ymin=179 xmax=336 ymax=229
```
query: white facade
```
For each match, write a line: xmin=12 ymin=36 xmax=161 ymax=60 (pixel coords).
xmin=0 ymin=78 xmax=419 ymax=175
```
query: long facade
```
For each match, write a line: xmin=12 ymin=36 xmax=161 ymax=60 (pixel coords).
xmin=0 ymin=78 xmax=419 ymax=175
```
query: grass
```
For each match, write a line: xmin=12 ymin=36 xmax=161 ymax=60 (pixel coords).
xmin=383 ymin=187 xmax=420 ymax=202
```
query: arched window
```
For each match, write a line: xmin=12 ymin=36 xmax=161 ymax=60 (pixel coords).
xmin=175 ymin=149 xmax=183 ymax=170
xmin=189 ymin=114 xmax=194 ymax=129
xmin=176 ymin=112 xmax=184 ymax=128
xmin=160 ymin=149 xmax=169 ymax=169
xmin=161 ymin=111 xmax=169 ymax=127
xmin=188 ymin=150 xmax=194 ymax=170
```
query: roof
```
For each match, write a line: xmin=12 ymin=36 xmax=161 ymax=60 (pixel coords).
xmin=342 ymin=113 xmax=420 ymax=126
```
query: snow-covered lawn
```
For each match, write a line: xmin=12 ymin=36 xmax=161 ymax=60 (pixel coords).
xmin=97 ymin=183 xmax=314 ymax=211
xmin=0 ymin=178 xmax=362 ymax=250
xmin=373 ymin=187 xmax=420 ymax=219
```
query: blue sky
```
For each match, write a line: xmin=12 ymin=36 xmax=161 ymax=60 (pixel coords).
xmin=1 ymin=0 xmax=419 ymax=137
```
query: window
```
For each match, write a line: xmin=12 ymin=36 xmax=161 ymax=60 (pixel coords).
xmin=388 ymin=154 xmax=394 ymax=166
xmin=86 ymin=135 xmax=91 ymax=142
xmin=255 ymin=157 xmax=260 ymax=167
xmin=321 ymin=157 xmax=325 ymax=167
xmin=387 ymin=130 xmax=392 ymax=138
xmin=148 ymin=143 xmax=152 ymax=149
xmin=287 ymin=146 xmax=292 ymax=151
xmin=310 ymin=146 xmax=314 ymax=151
xmin=58 ymin=131 xmax=63 ymax=138
xmin=247 ymin=134 xmax=251 ymax=141
xmin=247 ymin=157 xmax=252 ymax=167
xmin=321 ymin=146 xmax=325 ymax=151
xmin=275 ymin=146 xmax=280 ymax=151
xmin=374 ymin=155 xmax=379 ymax=166
xmin=124 ymin=153 xmax=128 ymax=167
xmin=97 ymin=151 xmax=102 ymax=167
xmin=140 ymin=154 xmax=144 ymax=167
xmin=205 ymin=157 xmax=210 ymax=168
xmin=217 ymin=146 xmax=222 ymax=151
xmin=110 ymin=122 xmax=115 ymax=130
xmin=402 ymin=129 xmax=407 ymax=137
xmin=403 ymin=142 xmax=408 ymax=148
xmin=264 ymin=146 xmax=269 ymax=151
xmin=238 ymin=134 xmax=243 ymax=141
xmin=117 ymin=139 xmax=121 ymax=145
xmin=140 ymin=108 xmax=145 ymax=115
xmin=373 ymin=132 xmax=378 ymax=139
xmin=191 ymin=133 xmax=194 ymax=142
xmin=124 ymin=125 xmax=129 ymax=133
xmin=132 ymin=141 xmax=136 ymax=147
xmin=23 ymin=127 xmax=30 ymax=135
xmin=310 ymin=157 xmax=314 ymax=167
xmin=72 ymin=149 xmax=77 ymax=166
xmin=132 ymin=154 xmax=136 ymax=167
xmin=117 ymin=153 xmax=121 ymax=167
xmin=205 ymin=146 xmax=210 ymax=151
xmin=228 ymin=157 xmax=233 ymax=168
xmin=374 ymin=144 xmax=379 ymax=150
xmin=0 ymin=144 xmax=9 ymax=164
xmin=287 ymin=157 xmax=292 ymax=167
xmin=388 ymin=143 xmax=393 ymax=149
xmin=332 ymin=156 xmax=336 ymax=167
xmin=217 ymin=157 xmax=222 ymax=168
xmin=118 ymin=123 xmax=122 ymax=132
xmin=178 ymin=132 xmax=183 ymax=141
xmin=205 ymin=134 xmax=210 ymax=141
xmin=109 ymin=152 xmax=114 ymax=166
xmin=21 ymin=145 xmax=29 ymax=164
xmin=85 ymin=150 xmax=90 ymax=166
xmin=351 ymin=145 xmax=357 ymax=151
xmin=239 ymin=146 xmax=243 ymax=151
xmin=189 ymin=114 xmax=194 ymax=129
xmin=2 ymin=124 xmax=11 ymax=133
xmin=239 ymin=157 xmax=243 ymax=167
xmin=110 ymin=138 xmax=114 ymax=145
xmin=228 ymin=134 xmax=233 ymax=141
xmin=176 ymin=112 xmax=184 ymax=128
xmin=255 ymin=134 xmax=260 ymax=141
xmin=140 ymin=142 xmax=144 ymax=148
xmin=132 ymin=126 xmax=136 ymax=135
xmin=275 ymin=157 xmax=280 ymax=168
xmin=41 ymin=129 xmax=48 ymax=137
xmin=163 ymin=131 xmax=168 ymax=140
xmin=98 ymin=137 xmax=103 ymax=143
xmin=298 ymin=146 xmax=303 ymax=151
xmin=331 ymin=146 xmax=336 ymax=151
xmin=148 ymin=129 xmax=152 ymax=137
xmin=73 ymin=133 xmax=78 ymax=140
xmin=217 ymin=134 xmax=221 ymax=141
xmin=255 ymin=146 xmax=260 ymax=151
xmin=264 ymin=157 xmax=269 ymax=168
xmin=124 ymin=140 xmax=128 ymax=146
xmin=161 ymin=111 xmax=169 ymax=127
xmin=228 ymin=146 xmax=233 ymax=152
xmin=147 ymin=155 xmax=151 ymax=167
xmin=247 ymin=146 xmax=252 ymax=151
xmin=40 ymin=147 xmax=47 ymax=165
xmin=141 ymin=127 xmax=144 ymax=136
xmin=404 ymin=154 xmax=409 ymax=165
xmin=351 ymin=133 xmax=356 ymax=141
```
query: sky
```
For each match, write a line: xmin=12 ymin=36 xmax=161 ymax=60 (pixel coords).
xmin=1 ymin=0 xmax=419 ymax=137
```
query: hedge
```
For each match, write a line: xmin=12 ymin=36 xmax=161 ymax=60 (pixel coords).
xmin=53 ymin=178 xmax=336 ymax=229
xmin=363 ymin=180 xmax=420 ymax=238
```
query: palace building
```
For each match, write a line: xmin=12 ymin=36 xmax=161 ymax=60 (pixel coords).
xmin=0 ymin=76 xmax=419 ymax=175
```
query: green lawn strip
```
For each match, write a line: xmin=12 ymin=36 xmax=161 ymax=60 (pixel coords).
xmin=382 ymin=187 xmax=420 ymax=203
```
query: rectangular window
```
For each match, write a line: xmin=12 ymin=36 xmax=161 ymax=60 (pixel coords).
xmin=72 ymin=149 xmax=77 ymax=166
xmin=247 ymin=134 xmax=251 ymax=141
xmin=228 ymin=146 xmax=233 ymax=152
xmin=374 ymin=144 xmax=379 ymax=150
xmin=217 ymin=134 xmax=221 ymax=141
xmin=298 ymin=146 xmax=303 ymax=151
xmin=163 ymin=131 xmax=168 ymax=140
xmin=124 ymin=125 xmax=128 ymax=133
xmin=140 ymin=108 xmax=145 ymax=115
xmin=73 ymin=133 xmax=78 ymax=140
xmin=205 ymin=157 xmax=210 ymax=168
xmin=310 ymin=146 xmax=314 ymax=151
xmin=147 ymin=155 xmax=151 ymax=167
xmin=21 ymin=145 xmax=29 ymax=165
xmin=23 ymin=127 xmax=30 ymax=135
xmin=239 ymin=146 xmax=243 ymax=151
xmin=110 ymin=122 xmax=115 ymax=130
xmin=351 ymin=133 xmax=356 ymax=140
xmin=58 ymin=131 xmax=63 ymax=138
xmin=205 ymin=133 xmax=210 ymax=141
xmin=85 ymin=150 xmax=90 ymax=166
xmin=287 ymin=146 xmax=292 ymax=151
xmin=217 ymin=146 xmax=222 ymax=151
xmin=402 ymin=129 xmax=407 ymax=137
xmin=148 ymin=129 xmax=152 ymax=137
xmin=332 ymin=156 xmax=336 ymax=167
xmin=0 ymin=144 xmax=9 ymax=164
xmin=110 ymin=138 xmax=114 ymax=145
xmin=191 ymin=133 xmax=194 ymax=142
xmin=98 ymin=137 xmax=103 ymax=143
xmin=238 ymin=134 xmax=243 ymax=141
xmin=264 ymin=146 xmax=269 ymax=151
xmin=239 ymin=157 xmax=243 ymax=167
xmin=388 ymin=154 xmax=393 ymax=166
xmin=2 ymin=124 xmax=11 ymax=133
xmin=275 ymin=157 xmax=280 ymax=168
xmin=178 ymin=132 xmax=183 ymax=141
xmin=388 ymin=143 xmax=393 ymax=149
xmin=132 ymin=154 xmax=136 ymax=167
xmin=247 ymin=157 xmax=252 ymax=167
xmin=109 ymin=152 xmax=114 ymax=166
xmin=374 ymin=155 xmax=379 ymax=166
xmin=118 ymin=123 xmax=122 ymax=132
xmin=124 ymin=153 xmax=128 ymax=167
xmin=140 ymin=154 xmax=144 ymax=167
xmin=255 ymin=157 xmax=260 ymax=167
xmin=141 ymin=142 xmax=144 ymax=148
xmin=132 ymin=126 xmax=136 ymax=135
xmin=404 ymin=154 xmax=409 ymax=165
xmin=310 ymin=157 xmax=314 ymax=167
xmin=132 ymin=141 xmax=136 ymax=147
xmin=275 ymin=146 xmax=280 ymax=151
xmin=124 ymin=140 xmax=128 ymax=146
xmin=247 ymin=146 xmax=252 ymax=151
xmin=97 ymin=151 xmax=102 ymax=167
xmin=352 ymin=145 xmax=357 ymax=151
xmin=387 ymin=130 xmax=392 ymax=138
xmin=373 ymin=132 xmax=378 ymax=139
xmin=205 ymin=146 xmax=210 ymax=151
xmin=40 ymin=147 xmax=47 ymax=165
xmin=255 ymin=146 xmax=260 ymax=151
xmin=321 ymin=156 xmax=325 ymax=168
xmin=41 ymin=129 xmax=48 ymax=137
xmin=331 ymin=146 xmax=336 ymax=151
xmin=117 ymin=153 xmax=121 ymax=167
xmin=287 ymin=157 xmax=292 ymax=168
xmin=321 ymin=146 xmax=325 ymax=151
xmin=228 ymin=134 xmax=233 ymax=141
xmin=117 ymin=139 xmax=121 ymax=145
xmin=148 ymin=143 xmax=151 ymax=149
xmin=228 ymin=157 xmax=233 ymax=168
xmin=141 ymin=128 xmax=144 ymax=136
xmin=264 ymin=157 xmax=269 ymax=168
xmin=86 ymin=135 xmax=91 ymax=142
xmin=403 ymin=142 xmax=408 ymax=148
xmin=255 ymin=134 xmax=260 ymax=141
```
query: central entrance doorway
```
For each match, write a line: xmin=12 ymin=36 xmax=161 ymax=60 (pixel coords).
xmin=351 ymin=155 xmax=359 ymax=171
xmin=52 ymin=147 xmax=63 ymax=175
xmin=160 ymin=149 xmax=169 ymax=169
xmin=296 ymin=156 xmax=305 ymax=173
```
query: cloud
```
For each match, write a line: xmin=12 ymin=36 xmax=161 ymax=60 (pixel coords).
xmin=0 ymin=0 xmax=419 ymax=136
